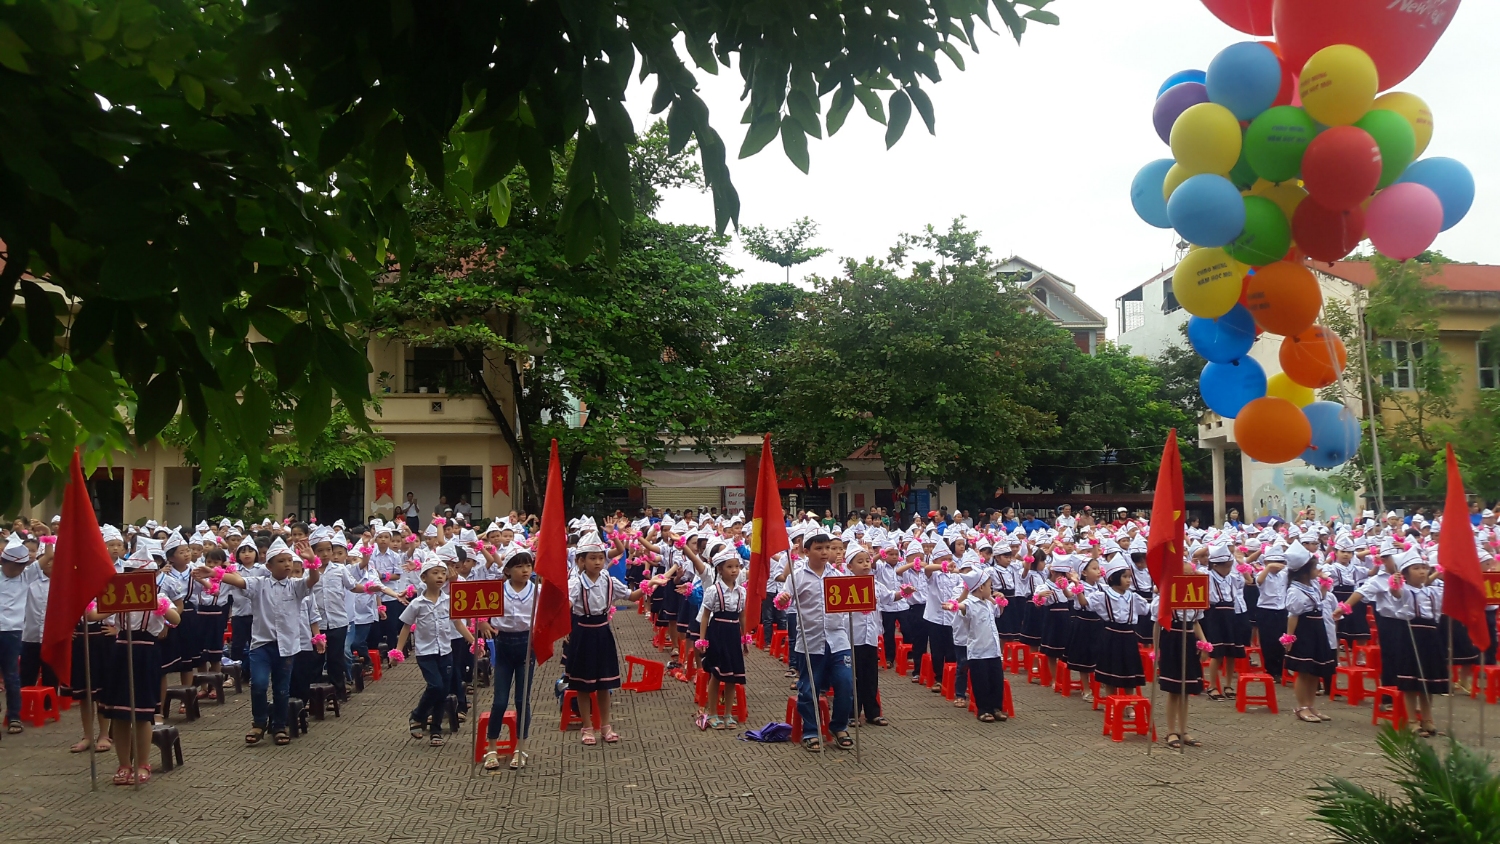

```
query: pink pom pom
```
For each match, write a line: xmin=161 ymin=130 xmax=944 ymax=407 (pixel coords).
xmin=225 ymin=563 xmax=238 ymax=572
xmin=1236 ymin=545 xmax=1247 ymax=554
xmin=1031 ymin=594 xmax=1047 ymax=607
xmin=943 ymin=599 xmax=960 ymax=612
xmin=152 ymin=595 xmax=171 ymax=617
xmin=1068 ymin=582 xmax=1085 ymax=596
xmin=741 ymin=633 xmax=754 ymax=645
xmin=694 ymin=638 xmax=710 ymax=651
xmin=311 ymin=633 xmax=327 ymax=646
xmin=433 ymin=517 xmax=447 ymax=526
xmin=470 ymin=640 xmax=484 ymax=654
xmin=773 ymin=592 xmax=791 ymax=610
xmin=205 ymin=583 xmax=220 ymax=596
xmin=1279 ymin=633 xmax=1297 ymax=647
xmin=39 ymin=535 xmax=57 ymax=545
xmin=1054 ymin=577 xmax=1068 ymax=591
xmin=1338 ymin=602 xmax=1353 ymax=615
xmin=212 ymin=566 xmax=227 ymax=580
xmin=403 ymin=585 xmax=418 ymax=599
xmin=388 ymin=650 xmax=405 ymax=664
xmin=994 ymin=595 xmax=1009 ymax=608
xmin=1196 ymin=640 xmax=1213 ymax=653
xmin=1390 ymin=574 xmax=1405 ymax=591
xmin=1024 ymin=555 xmax=1035 ymax=564
xmin=404 ymin=535 xmax=417 ymax=544
xmin=899 ymin=584 xmax=916 ymax=597
xmin=1318 ymin=576 xmax=1334 ymax=590
xmin=1235 ymin=563 xmax=1253 ymax=575
xmin=304 ymin=555 xmax=322 ymax=570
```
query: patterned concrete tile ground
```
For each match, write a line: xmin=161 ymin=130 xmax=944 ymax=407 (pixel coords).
xmin=0 ymin=614 xmax=1494 ymax=844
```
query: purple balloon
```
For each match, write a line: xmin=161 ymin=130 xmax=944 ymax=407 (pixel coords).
xmin=1153 ymin=82 xmax=1210 ymax=145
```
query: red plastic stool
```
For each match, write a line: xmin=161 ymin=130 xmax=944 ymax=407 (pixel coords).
xmin=1053 ymin=662 xmax=1081 ymax=697
xmin=694 ymin=670 xmax=711 ymax=706
xmin=895 ymin=642 xmax=913 ymax=675
xmin=637 ymin=597 xmax=646 ymax=615
xmin=19 ymin=686 xmax=59 ymax=728
xmin=651 ymin=627 xmax=667 ymax=650
xmin=1101 ymin=694 xmax=1154 ymax=742
xmin=1331 ymin=665 xmax=1375 ymax=706
xmin=712 ymin=684 xmax=749 ymax=721
xmin=1138 ymin=645 xmax=1155 ymax=682
xmin=1243 ymin=645 xmax=1263 ymax=671
xmin=1090 ymin=677 xmax=1139 ymax=711
xmin=1027 ymin=652 xmax=1052 ymax=686
xmin=1235 ymin=673 xmax=1279 ymax=713
xmin=769 ymin=630 xmax=789 ymax=661
xmin=941 ymin=663 xmax=957 ymax=701
xmin=473 ymin=710 xmax=519 ymax=761
xmin=1479 ymin=665 xmax=1500 ymax=704
xmin=366 ymin=649 xmax=383 ymax=681
xmin=919 ymin=654 xmax=935 ymax=688
xmin=1002 ymin=677 xmax=1015 ymax=718
xmin=1353 ymin=642 xmax=1380 ymax=672
xmin=1453 ymin=663 xmax=1481 ymax=691
xmin=754 ymin=626 xmax=767 ymax=650
xmin=1371 ymin=686 xmax=1408 ymax=729
xmin=559 ymin=690 xmax=602 ymax=731
xmin=877 ymin=635 xmax=885 ymax=661
xmin=622 ymin=656 xmax=665 ymax=692
xmin=57 ymin=694 xmax=73 ymax=712
xmin=785 ymin=694 xmax=833 ymax=741
xmin=1003 ymin=642 xmax=1030 ymax=674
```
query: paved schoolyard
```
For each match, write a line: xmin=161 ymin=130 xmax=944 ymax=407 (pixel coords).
xmin=0 ymin=612 xmax=1493 ymax=844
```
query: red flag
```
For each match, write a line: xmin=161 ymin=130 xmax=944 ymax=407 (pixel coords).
xmin=745 ymin=433 xmax=790 ymax=628
xmin=373 ymin=468 xmax=393 ymax=500
xmin=531 ymin=440 xmax=572 ymax=665
xmin=1145 ymin=430 xmax=1187 ymax=627
xmin=41 ymin=452 xmax=118 ymax=684
xmin=1439 ymin=444 xmax=1491 ymax=652
xmin=130 ymin=468 xmax=150 ymax=500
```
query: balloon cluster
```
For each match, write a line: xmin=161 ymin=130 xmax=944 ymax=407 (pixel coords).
xmin=1130 ymin=3 xmax=1472 ymax=467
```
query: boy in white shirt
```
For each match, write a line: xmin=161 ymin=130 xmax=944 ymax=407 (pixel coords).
xmin=396 ymin=559 xmax=480 ymax=746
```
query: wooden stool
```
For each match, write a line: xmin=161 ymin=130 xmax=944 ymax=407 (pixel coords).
xmin=1101 ymin=694 xmax=1154 ymax=742
xmin=192 ymin=671 xmax=227 ymax=705
xmin=150 ymin=724 xmax=183 ymax=772
xmin=1331 ymin=665 xmax=1376 ymax=706
xmin=161 ymin=686 xmax=200 ymax=722
xmin=349 ymin=659 xmax=365 ymax=693
xmin=222 ymin=664 xmax=245 ymax=694
xmin=1235 ymin=673 xmax=1279 ymax=713
xmin=1027 ymin=652 xmax=1052 ymax=686
xmin=444 ymin=694 xmax=461 ymax=734
xmin=784 ymin=694 xmax=832 ymax=741
xmin=559 ymin=690 xmax=602 ymax=731
xmin=622 ymin=656 xmax=665 ymax=692
xmin=19 ymin=686 xmax=60 ymax=728
xmin=1371 ymin=686 xmax=1408 ymax=730
xmin=283 ymin=698 xmax=309 ymax=737
xmin=474 ymin=710 xmax=520 ymax=761
xmin=474 ymin=653 xmax=492 ymax=688
xmin=306 ymin=682 xmax=341 ymax=720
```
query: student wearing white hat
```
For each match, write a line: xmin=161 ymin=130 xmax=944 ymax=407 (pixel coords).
xmin=695 ymin=546 xmax=749 ymax=731
xmin=481 ymin=547 xmax=537 ymax=772
xmin=1090 ymin=556 xmax=1148 ymax=699
xmin=844 ymin=543 xmax=889 ymax=727
xmin=1149 ymin=554 xmax=1210 ymax=750
xmin=1383 ymin=550 xmax=1446 ymax=737
xmin=952 ymin=567 xmax=1007 ymax=722
xmin=895 ymin=540 xmax=929 ymax=682
xmin=1281 ymin=542 xmax=1336 ymax=724
xmin=565 ymin=534 xmax=647 ymax=746
xmin=393 ymin=557 xmax=480 ymax=746
xmin=778 ymin=525 xmax=856 ymax=751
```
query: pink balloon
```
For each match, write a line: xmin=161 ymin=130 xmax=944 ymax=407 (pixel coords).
xmin=1366 ymin=183 xmax=1443 ymax=261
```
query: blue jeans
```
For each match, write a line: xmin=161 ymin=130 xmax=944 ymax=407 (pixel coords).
xmin=795 ymin=645 xmax=853 ymax=740
xmin=412 ymin=654 xmax=450 ymax=737
xmin=488 ymin=632 xmax=535 ymax=741
xmin=0 ymin=630 xmax=21 ymax=721
xmin=247 ymin=645 xmax=295 ymax=731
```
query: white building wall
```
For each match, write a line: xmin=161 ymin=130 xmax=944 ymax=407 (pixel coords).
xmin=1116 ymin=268 xmax=1189 ymax=360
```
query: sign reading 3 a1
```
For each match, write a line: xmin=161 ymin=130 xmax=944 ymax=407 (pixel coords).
xmin=1168 ymin=574 xmax=1210 ymax=610
xmin=824 ymin=575 xmax=877 ymax=614
xmin=449 ymin=581 xmax=505 ymax=619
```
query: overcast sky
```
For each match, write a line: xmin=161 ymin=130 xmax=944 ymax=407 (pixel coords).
xmin=626 ymin=0 xmax=1497 ymax=337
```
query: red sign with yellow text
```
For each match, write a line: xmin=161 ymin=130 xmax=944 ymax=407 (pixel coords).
xmin=96 ymin=572 xmax=158 ymax=613
xmin=1168 ymin=574 xmax=1210 ymax=610
xmin=449 ymin=580 xmax=505 ymax=619
xmin=824 ymin=575 xmax=877 ymax=614
xmin=1484 ymin=572 xmax=1500 ymax=607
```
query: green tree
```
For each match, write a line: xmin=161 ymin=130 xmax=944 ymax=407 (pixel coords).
xmin=741 ymin=218 xmax=830 ymax=284
xmin=0 ymin=0 xmax=1058 ymax=515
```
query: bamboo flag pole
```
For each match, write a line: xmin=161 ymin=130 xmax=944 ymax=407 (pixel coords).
xmin=83 ymin=623 xmax=97 ymax=791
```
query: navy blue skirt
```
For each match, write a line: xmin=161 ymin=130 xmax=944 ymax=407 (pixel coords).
xmin=1064 ymin=611 xmax=1101 ymax=673
xmin=1285 ymin=610 xmax=1336 ymax=681
xmin=564 ymin=614 xmax=621 ymax=693
xmin=1156 ymin=619 xmax=1204 ymax=696
xmin=1095 ymin=621 xmax=1145 ymax=689
xmin=702 ymin=611 xmax=746 ymax=685
xmin=1039 ymin=602 xmax=1072 ymax=658
xmin=102 ymin=635 xmax=161 ymax=721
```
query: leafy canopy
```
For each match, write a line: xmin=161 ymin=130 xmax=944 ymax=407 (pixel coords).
xmin=741 ymin=217 xmax=830 ymax=283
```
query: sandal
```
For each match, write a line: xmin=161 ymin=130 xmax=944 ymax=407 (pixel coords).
xmin=509 ymin=752 xmax=526 ymax=770
xmin=725 ymin=717 xmax=739 ymax=729
xmin=1165 ymin=733 xmax=1182 ymax=749
xmin=409 ymin=720 xmax=425 ymax=740
xmin=1315 ymin=712 xmax=1332 ymax=722
xmin=978 ymin=713 xmax=995 ymax=723
xmin=602 ymin=725 xmax=620 ymax=743
xmin=1182 ymin=736 xmax=1202 ymax=747
xmin=482 ymin=751 xmax=501 ymax=771
xmin=1294 ymin=707 xmax=1321 ymax=723
xmin=273 ymin=730 xmax=291 ymax=745
xmin=135 ymin=765 xmax=152 ymax=784
xmin=801 ymin=737 xmax=822 ymax=752
xmin=953 ymin=697 xmax=968 ymax=708
xmin=429 ymin=734 xmax=444 ymax=746
xmin=1206 ymin=691 xmax=1226 ymax=703
xmin=708 ymin=716 xmax=725 ymax=730
xmin=95 ymin=738 xmax=112 ymax=753
xmin=112 ymin=765 xmax=135 ymax=786
xmin=581 ymin=728 xmax=597 ymax=746
xmin=834 ymin=732 xmax=854 ymax=749
xmin=71 ymin=738 xmax=94 ymax=753
xmin=995 ymin=711 xmax=1009 ymax=722
xmin=245 ymin=727 xmax=265 ymax=745
xmin=6 ymin=721 xmax=22 ymax=734
xmin=866 ymin=716 xmax=890 ymax=727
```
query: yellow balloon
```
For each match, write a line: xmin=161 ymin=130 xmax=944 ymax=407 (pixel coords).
xmin=1173 ymin=247 xmax=1246 ymax=319
xmin=1266 ymin=371 xmax=1315 ymax=408
xmin=1162 ymin=163 xmax=1192 ymax=202
xmin=1251 ymin=180 xmax=1308 ymax=224
xmin=1373 ymin=91 xmax=1434 ymax=158
xmin=1299 ymin=45 xmax=1378 ymax=126
xmin=1170 ymin=103 xmax=1242 ymax=175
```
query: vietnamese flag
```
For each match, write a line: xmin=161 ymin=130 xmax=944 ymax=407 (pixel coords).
xmin=41 ymin=451 xmax=118 ymax=684
xmin=1439 ymin=444 xmax=1490 ymax=652
xmin=530 ymin=440 xmax=572 ymax=665
xmin=745 ymin=433 xmax=790 ymax=629
xmin=1145 ymin=430 xmax=1187 ymax=627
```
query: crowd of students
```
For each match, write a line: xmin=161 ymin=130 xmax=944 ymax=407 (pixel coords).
xmin=2 ymin=501 xmax=1497 ymax=781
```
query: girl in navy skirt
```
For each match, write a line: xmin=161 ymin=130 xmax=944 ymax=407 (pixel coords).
xmin=696 ymin=548 xmax=748 ymax=731
xmin=565 ymin=535 xmax=647 ymax=745
xmin=1282 ymin=542 xmax=1335 ymax=724
xmin=1128 ymin=537 xmax=1156 ymax=645
xmin=1330 ymin=534 xmax=1370 ymax=649
xmin=1200 ymin=544 xmax=1249 ymax=702
xmin=63 ymin=612 xmax=114 ymax=754
xmin=1036 ymin=555 xmax=1075 ymax=677
xmin=897 ymin=542 xmax=929 ymax=683
xmin=1018 ymin=551 xmax=1046 ymax=651
xmin=190 ymin=548 xmax=231 ymax=684
xmin=1064 ymin=553 xmax=1102 ymax=702
xmin=1153 ymin=586 xmax=1209 ymax=750
xmin=155 ymin=533 xmax=197 ymax=712
xmin=993 ymin=542 xmax=1022 ymax=643
xmin=101 ymin=542 xmax=180 ymax=785
xmin=1390 ymin=551 xmax=1446 ymax=737
xmin=1090 ymin=558 xmax=1148 ymax=697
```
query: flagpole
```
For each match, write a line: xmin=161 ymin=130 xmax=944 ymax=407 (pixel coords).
xmin=1447 ymin=620 xmax=1455 ymax=738
xmin=1146 ymin=621 xmax=1160 ymax=758
xmin=1179 ymin=614 xmax=1189 ymax=756
xmin=83 ymin=623 xmax=97 ymax=791
xmin=847 ymin=611 xmax=860 ymax=765
xmin=126 ymin=617 xmax=138 ymax=791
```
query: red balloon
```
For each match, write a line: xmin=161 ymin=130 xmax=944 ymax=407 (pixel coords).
xmin=1260 ymin=42 xmax=1298 ymax=107
xmin=1201 ymin=0 xmax=1274 ymax=35
xmin=1293 ymin=199 xmax=1367 ymax=263
xmin=1301 ymin=126 xmax=1382 ymax=211
xmin=1273 ymin=0 xmax=1462 ymax=90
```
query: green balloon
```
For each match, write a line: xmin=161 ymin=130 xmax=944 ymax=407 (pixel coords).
xmin=1354 ymin=109 xmax=1417 ymax=189
xmin=1245 ymin=106 xmax=1315 ymax=184
xmin=1228 ymin=133 xmax=1257 ymax=191
xmin=1226 ymin=196 xmax=1291 ymax=267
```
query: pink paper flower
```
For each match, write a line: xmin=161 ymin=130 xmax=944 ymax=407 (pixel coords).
xmin=403 ymin=584 xmax=418 ymax=599
xmin=1389 ymin=574 xmax=1405 ymax=592
xmin=1279 ymin=633 xmax=1297 ymax=647
xmin=943 ymin=599 xmax=960 ymax=612
xmin=1318 ymin=576 xmax=1334 ymax=590
xmin=694 ymin=638 xmax=710 ymax=651
xmin=404 ymin=535 xmax=417 ymax=544
xmin=773 ymin=592 xmax=792 ymax=610
xmin=741 ymin=633 xmax=754 ymax=645
xmin=311 ymin=633 xmax=327 ymax=646
xmin=1054 ymin=577 xmax=1068 ymax=591
xmin=433 ymin=517 xmax=447 ymax=526
xmin=470 ymin=640 xmax=484 ymax=654
xmin=1196 ymin=640 xmax=1213 ymax=653
xmin=152 ymin=596 xmax=171 ymax=617
xmin=1067 ymin=582 xmax=1085 ymax=596
xmin=898 ymin=584 xmax=917 ymax=598
xmin=39 ymin=535 xmax=57 ymax=545
xmin=1031 ymin=593 xmax=1047 ymax=606
xmin=304 ymin=556 xmax=323 ymax=570
xmin=994 ymin=595 xmax=1009 ymax=608
xmin=388 ymin=650 xmax=405 ymax=664
xmin=1236 ymin=563 xmax=1253 ymax=575
xmin=1338 ymin=602 xmax=1353 ymax=615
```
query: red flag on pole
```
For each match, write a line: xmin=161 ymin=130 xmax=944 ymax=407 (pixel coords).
xmin=1145 ymin=430 xmax=1187 ymax=627
xmin=531 ymin=439 xmax=572 ymax=665
xmin=41 ymin=452 xmax=118 ymax=683
xmin=1439 ymin=444 xmax=1491 ymax=652
xmin=745 ymin=433 xmax=790 ymax=628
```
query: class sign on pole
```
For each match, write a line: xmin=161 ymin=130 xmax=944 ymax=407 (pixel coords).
xmin=1167 ymin=574 xmax=1211 ymax=611
xmin=449 ymin=581 xmax=506 ymax=619
xmin=1484 ymin=572 xmax=1500 ymax=607
xmin=96 ymin=572 xmax=158 ymax=613
xmin=823 ymin=575 xmax=877 ymax=614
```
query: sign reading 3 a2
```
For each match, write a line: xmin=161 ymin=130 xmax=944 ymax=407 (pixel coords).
xmin=96 ymin=572 xmax=158 ymax=613
xmin=824 ymin=575 xmax=877 ymax=614
xmin=1168 ymin=574 xmax=1210 ymax=610
xmin=449 ymin=581 xmax=505 ymax=619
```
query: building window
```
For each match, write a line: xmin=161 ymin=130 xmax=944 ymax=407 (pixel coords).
xmin=1033 ymin=287 xmax=1048 ymax=306
xmin=1380 ymin=339 xmax=1424 ymax=390
xmin=1480 ymin=341 xmax=1500 ymax=390
xmin=405 ymin=347 xmax=470 ymax=394
xmin=1161 ymin=280 xmax=1180 ymax=315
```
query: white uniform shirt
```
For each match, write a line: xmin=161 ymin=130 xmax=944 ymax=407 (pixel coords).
xmin=954 ymin=595 xmax=1003 ymax=660
xmin=490 ymin=580 xmax=535 ymax=633
xmin=874 ymin=559 xmax=909 ymax=613
xmin=312 ymin=562 xmax=362 ymax=630
xmin=1089 ymin=587 xmax=1148 ymax=626
xmin=0 ymin=564 xmax=39 ymax=632
xmin=399 ymin=592 xmax=456 ymax=656
xmin=21 ymin=569 xmax=49 ymax=642
xmin=1208 ymin=569 xmax=1247 ymax=612
xmin=567 ymin=571 xmax=630 ymax=616
xmin=778 ymin=564 xmax=851 ymax=655
xmin=1258 ymin=566 xmax=1289 ymax=611
xmin=243 ymin=574 xmax=314 ymax=657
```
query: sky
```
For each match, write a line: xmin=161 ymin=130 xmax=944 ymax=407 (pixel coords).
xmin=625 ymin=0 xmax=1499 ymax=337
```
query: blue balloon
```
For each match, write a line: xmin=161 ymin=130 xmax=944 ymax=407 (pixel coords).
xmin=1153 ymin=82 xmax=1210 ymax=144
xmin=1199 ymin=357 xmax=1267 ymax=419
xmin=1131 ymin=159 xmax=1175 ymax=228
xmin=1168 ymin=174 xmax=1247 ymax=247
xmin=1158 ymin=69 xmax=1207 ymax=98
xmin=1188 ymin=305 xmax=1256 ymax=363
xmin=1205 ymin=42 xmax=1283 ymax=121
xmin=1300 ymin=401 xmax=1361 ymax=469
xmin=1398 ymin=157 xmax=1475 ymax=232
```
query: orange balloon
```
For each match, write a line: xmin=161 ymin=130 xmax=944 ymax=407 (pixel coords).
xmin=1243 ymin=261 xmax=1322 ymax=337
xmin=1279 ymin=326 xmax=1347 ymax=388
xmin=1234 ymin=397 xmax=1313 ymax=464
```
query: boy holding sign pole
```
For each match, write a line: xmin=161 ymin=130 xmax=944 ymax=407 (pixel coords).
xmin=844 ymin=545 xmax=888 ymax=727
xmin=779 ymin=526 xmax=854 ymax=753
